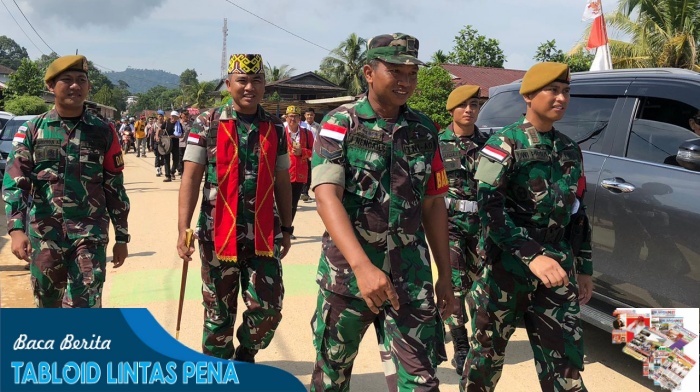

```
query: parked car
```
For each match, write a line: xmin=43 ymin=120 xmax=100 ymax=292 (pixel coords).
xmin=0 ymin=111 xmax=14 ymax=130
xmin=0 ymin=115 xmax=37 ymax=175
xmin=477 ymin=68 xmax=700 ymax=331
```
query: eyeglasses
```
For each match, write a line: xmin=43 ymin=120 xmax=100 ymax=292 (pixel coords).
xmin=692 ymin=116 xmax=700 ymax=124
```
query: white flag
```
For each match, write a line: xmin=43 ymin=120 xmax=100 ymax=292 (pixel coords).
xmin=582 ymin=0 xmax=603 ymax=21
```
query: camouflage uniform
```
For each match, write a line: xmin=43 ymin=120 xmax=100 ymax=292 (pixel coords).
xmin=461 ymin=118 xmax=592 ymax=392
xmin=183 ymin=103 xmax=288 ymax=360
xmin=2 ymin=108 xmax=130 ymax=308
xmin=438 ymin=123 xmax=487 ymax=327
xmin=310 ymin=94 xmax=450 ymax=391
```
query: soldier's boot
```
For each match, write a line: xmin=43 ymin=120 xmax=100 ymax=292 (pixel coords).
xmin=233 ymin=346 xmax=258 ymax=364
xmin=450 ymin=326 xmax=469 ymax=376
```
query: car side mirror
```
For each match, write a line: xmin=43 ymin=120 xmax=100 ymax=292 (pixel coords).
xmin=676 ymin=138 xmax=700 ymax=172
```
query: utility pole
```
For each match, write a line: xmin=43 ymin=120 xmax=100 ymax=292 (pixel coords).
xmin=220 ymin=18 xmax=228 ymax=80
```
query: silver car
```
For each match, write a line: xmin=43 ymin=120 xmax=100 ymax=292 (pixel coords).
xmin=0 ymin=115 xmax=37 ymax=175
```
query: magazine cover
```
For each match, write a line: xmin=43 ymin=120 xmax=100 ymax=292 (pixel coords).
xmin=612 ymin=309 xmax=651 ymax=343
xmin=654 ymin=348 xmax=696 ymax=391
xmin=652 ymin=309 xmax=677 ymax=317
xmin=651 ymin=316 xmax=685 ymax=334
xmin=649 ymin=346 xmax=674 ymax=385
xmin=666 ymin=325 xmax=699 ymax=351
xmin=622 ymin=327 xmax=671 ymax=361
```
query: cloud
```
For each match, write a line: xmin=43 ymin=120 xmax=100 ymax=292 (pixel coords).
xmin=19 ymin=0 xmax=167 ymax=29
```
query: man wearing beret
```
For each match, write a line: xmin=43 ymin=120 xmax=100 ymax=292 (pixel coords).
xmin=177 ymin=53 xmax=293 ymax=362
xmin=284 ymin=105 xmax=314 ymax=235
xmin=310 ymin=33 xmax=455 ymax=391
xmin=439 ymin=84 xmax=487 ymax=375
xmin=461 ymin=62 xmax=593 ymax=391
xmin=3 ymin=54 xmax=130 ymax=308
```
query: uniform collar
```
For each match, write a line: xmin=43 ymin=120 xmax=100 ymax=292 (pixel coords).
xmin=221 ymin=103 xmax=270 ymax=122
xmin=45 ymin=105 xmax=89 ymax=124
xmin=354 ymin=93 xmax=421 ymax=126
xmin=443 ymin=123 xmax=483 ymax=141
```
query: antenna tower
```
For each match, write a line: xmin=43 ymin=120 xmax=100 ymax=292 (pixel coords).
xmin=220 ymin=18 xmax=228 ymax=80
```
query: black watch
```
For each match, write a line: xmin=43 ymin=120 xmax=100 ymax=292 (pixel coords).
xmin=115 ymin=234 xmax=131 ymax=244
xmin=280 ymin=226 xmax=294 ymax=235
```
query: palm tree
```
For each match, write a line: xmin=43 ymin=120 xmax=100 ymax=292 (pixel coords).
xmin=430 ymin=50 xmax=450 ymax=65
xmin=572 ymin=0 xmax=700 ymax=70
xmin=192 ymin=81 xmax=217 ymax=109
xmin=318 ymin=33 xmax=367 ymax=95
xmin=264 ymin=63 xmax=296 ymax=82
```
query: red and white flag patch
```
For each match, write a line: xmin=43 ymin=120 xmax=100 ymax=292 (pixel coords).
xmin=319 ymin=123 xmax=347 ymax=141
xmin=187 ymin=133 xmax=201 ymax=144
xmin=481 ymin=145 xmax=509 ymax=163
xmin=13 ymin=133 xmax=26 ymax=144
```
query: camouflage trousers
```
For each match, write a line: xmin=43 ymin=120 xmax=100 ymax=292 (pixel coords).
xmin=310 ymin=289 xmax=446 ymax=392
xmin=198 ymin=241 xmax=284 ymax=359
xmin=445 ymin=218 xmax=481 ymax=327
xmin=460 ymin=261 xmax=586 ymax=392
xmin=29 ymin=236 xmax=107 ymax=308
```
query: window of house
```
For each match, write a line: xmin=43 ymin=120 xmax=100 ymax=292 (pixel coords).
xmin=626 ymin=97 xmax=698 ymax=166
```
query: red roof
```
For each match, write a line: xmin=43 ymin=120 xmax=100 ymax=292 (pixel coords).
xmin=440 ymin=64 xmax=526 ymax=98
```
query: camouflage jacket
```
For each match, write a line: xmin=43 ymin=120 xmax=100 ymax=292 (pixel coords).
xmin=2 ymin=108 xmax=130 ymax=243
xmin=439 ymin=124 xmax=486 ymax=235
xmin=184 ymin=104 xmax=289 ymax=258
xmin=474 ymin=117 xmax=593 ymax=277
xmin=311 ymin=95 xmax=449 ymax=304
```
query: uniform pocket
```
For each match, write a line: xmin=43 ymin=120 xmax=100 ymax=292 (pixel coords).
xmin=345 ymin=157 xmax=380 ymax=201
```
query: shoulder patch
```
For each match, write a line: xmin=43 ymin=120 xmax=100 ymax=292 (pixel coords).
xmin=113 ymin=152 xmax=124 ymax=168
xmin=319 ymin=123 xmax=347 ymax=141
xmin=480 ymin=145 xmax=510 ymax=163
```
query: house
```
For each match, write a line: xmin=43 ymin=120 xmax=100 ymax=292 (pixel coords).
xmin=0 ymin=64 xmax=15 ymax=91
xmin=440 ymin=64 xmax=526 ymax=99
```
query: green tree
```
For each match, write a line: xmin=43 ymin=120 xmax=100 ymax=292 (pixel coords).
xmin=34 ymin=52 xmax=60 ymax=74
xmin=534 ymin=40 xmax=593 ymax=72
xmin=264 ymin=62 xmax=296 ymax=82
xmin=407 ymin=66 xmax=454 ymax=128
xmin=573 ymin=0 xmax=700 ymax=70
xmin=0 ymin=36 xmax=29 ymax=70
xmin=4 ymin=95 xmax=48 ymax=115
xmin=318 ymin=33 xmax=367 ymax=95
xmin=87 ymin=61 xmax=115 ymax=95
xmin=191 ymin=81 xmax=216 ymax=109
xmin=430 ymin=50 xmax=450 ymax=65
xmin=448 ymin=25 xmax=506 ymax=68
xmin=5 ymin=58 xmax=44 ymax=99
xmin=92 ymin=85 xmax=114 ymax=107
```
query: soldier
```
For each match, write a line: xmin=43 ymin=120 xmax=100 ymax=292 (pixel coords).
xmin=176 ymin=53 xmax=293 ymax=362
xmin=3 ymin=55 xmax=130 ymax=308
xmin=460 ymin=62 xmax=593 ymax=391
xmin=439 ymin=85 xmax=487 ymax=375
xmin=310 ymin=33 xmax=455 ymax=391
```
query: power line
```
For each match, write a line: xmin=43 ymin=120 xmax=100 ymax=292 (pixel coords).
xmin=221 ymin=0 xmax=332 ymax=53
xmin=0 ymin=0 xmax=45 ymax=55
xmin=11 ymin=0 xmax=57 ymax=54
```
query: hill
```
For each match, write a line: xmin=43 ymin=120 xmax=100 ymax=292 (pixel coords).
xmin=105 ymin=68 xmax=180 ymax=94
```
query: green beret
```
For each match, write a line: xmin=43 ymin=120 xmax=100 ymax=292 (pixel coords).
xmin=44 ymin=55 xmax=89 ymax=82
xmin=367 ymin=33 xmax=423 ymax=65
xmin=519 ymin=62 xmax=570 ymax=95
xmin=446 ymin=85 xmax=480 ymax=111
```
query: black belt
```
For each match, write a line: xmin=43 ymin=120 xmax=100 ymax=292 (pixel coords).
xmin=527 ymin=226 xmax=565 ymax=244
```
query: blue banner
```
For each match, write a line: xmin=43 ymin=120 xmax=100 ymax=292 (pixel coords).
xmin=0 ymin=309 xmax=305 ymax=391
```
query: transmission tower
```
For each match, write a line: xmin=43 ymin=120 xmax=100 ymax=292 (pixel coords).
xmin=220 ymin=18 xmax=228 ymax=80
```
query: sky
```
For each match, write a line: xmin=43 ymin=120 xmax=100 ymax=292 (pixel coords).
xmin=1 ymin=0 xmax=621 ymax=83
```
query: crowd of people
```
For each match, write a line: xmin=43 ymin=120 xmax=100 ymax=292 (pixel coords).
xmin=4 ymin=32 xmax=597 ymax=392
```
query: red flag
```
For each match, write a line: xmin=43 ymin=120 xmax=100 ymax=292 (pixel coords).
xmin=587 ymin=14 xmax=609 ymax=50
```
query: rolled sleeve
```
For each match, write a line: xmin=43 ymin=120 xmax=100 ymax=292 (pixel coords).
xmin=311 ymin=163 xmax=345 ymax=189
xmin=183 ymin=144 xmax=206 ymax=165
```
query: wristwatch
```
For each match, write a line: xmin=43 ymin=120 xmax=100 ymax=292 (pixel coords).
xmin=115 ymin=234 xmax=131 ymax=244
xmin=280 ymin=226 xmax=294 ymax=235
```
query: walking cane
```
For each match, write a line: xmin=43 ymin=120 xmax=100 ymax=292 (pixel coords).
xmin=175 ymin=228 xmax=194 ymax=340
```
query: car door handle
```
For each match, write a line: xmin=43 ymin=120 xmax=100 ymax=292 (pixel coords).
xmin=601 ymin=177 xmax=636 ymax=193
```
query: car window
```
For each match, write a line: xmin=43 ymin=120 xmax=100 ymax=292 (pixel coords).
xmin=626 ymin=98 xmax=698 ymax=166
xmin=478 ymin=90 xmax=615 ymax=153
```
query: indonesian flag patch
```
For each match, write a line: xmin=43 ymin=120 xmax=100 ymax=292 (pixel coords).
xmin=13 ymin=133 xmax=26 ymax=144
xmin=481 ymin=145 xmax=509 ymax=163
xmin=187 ymin=133 xmax=201 ymax=144
xmin=319 ymin=123 xmax=347 ymax=141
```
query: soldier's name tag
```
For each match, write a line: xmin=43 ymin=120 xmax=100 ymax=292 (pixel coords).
xmin=404 ymin=139 xmax=436 ymax=155
xmin=440 ymin=144 xmax=461 ymax=171
xmin=514 ymin=148 xmax=550 ymax=163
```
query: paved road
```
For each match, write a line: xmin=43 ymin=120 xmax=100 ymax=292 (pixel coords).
xmin=0 ymin=152 xmax=657 ymax=391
